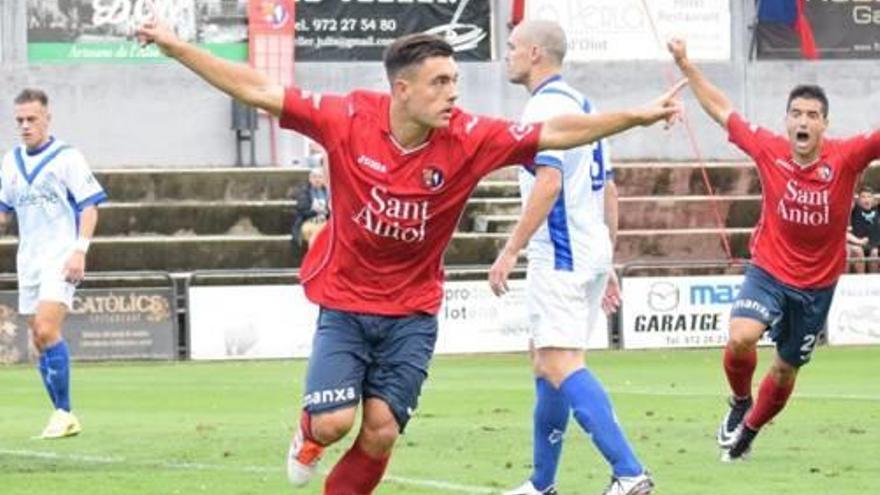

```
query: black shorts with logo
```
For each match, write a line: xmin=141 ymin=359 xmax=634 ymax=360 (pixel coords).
xmin=302 ymin=308 xmax=438 ymax=431
xmin=730 ymin=265 xmax=836 ymax=367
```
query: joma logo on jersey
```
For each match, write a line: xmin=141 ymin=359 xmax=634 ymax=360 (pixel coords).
xmin=777 ymin=179 xmax=829 ymax=226
xmin=357 ymin=155 xmax=388 ymax=173
xmin=303 ymin=386 xmax=356 ymax=407
xmin=352 ymin=186 xmax=431 ymax=242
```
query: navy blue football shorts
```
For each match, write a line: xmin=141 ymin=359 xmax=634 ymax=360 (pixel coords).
xmin=302 ymin=308 xmax=438 ymax=431
xmin=730 ymin=265 xmax=835 ymax=367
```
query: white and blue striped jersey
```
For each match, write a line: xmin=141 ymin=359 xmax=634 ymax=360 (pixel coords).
xmin=519 ymin=75 xmax=613 ymax=275
xmin=0 ymin=137 xmax=107 ymax=286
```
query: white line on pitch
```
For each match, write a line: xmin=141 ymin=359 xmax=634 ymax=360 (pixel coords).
xmin=607 ymin=389 xmax=880 ymax=401
xmin=0 ymin=449 xmax=499 ymax=494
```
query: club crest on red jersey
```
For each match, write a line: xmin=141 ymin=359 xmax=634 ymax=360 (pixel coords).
xmin=422 ymin=167 xmax=445 ymax=190
xmin=508 ymin=123 xmax=534 ymax=141
xmin=817 ymin=163 xmax=833 ymax=182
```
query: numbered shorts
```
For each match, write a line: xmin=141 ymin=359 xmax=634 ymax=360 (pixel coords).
xmin=527 ymin=267 xmax=609 ymax=350
xmin=302 ymin=308 xmax=438 ymax=432
xmin=730 ymin=265 xmax=835 ymax=367
xmin=18 ymin=276 xmax=76 ymax=315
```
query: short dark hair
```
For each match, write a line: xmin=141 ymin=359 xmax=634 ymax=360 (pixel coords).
xmin=14 ymin=88 xmax=49 ymax=106
xmin=383 ymin=33 xmax=454 ymax=81
xmin=787 ymin=84 xmax=828 ymax=118
xmin=858 ymin=185 xmax=874 ymax=195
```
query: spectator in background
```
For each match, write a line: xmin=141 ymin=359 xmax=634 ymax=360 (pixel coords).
xmin=291 ymin=167 xmax=329 ymax=255
xmin=847 ymin=186 xmax=880 ymax=273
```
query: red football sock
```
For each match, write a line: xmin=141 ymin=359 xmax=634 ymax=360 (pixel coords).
xmin=723 ymin=345 xmax=757 ymax=399
xmin=745 ymin=373 xmax=795 ymax=430
xmin=324 ymin=444 xmax=390 ymax=495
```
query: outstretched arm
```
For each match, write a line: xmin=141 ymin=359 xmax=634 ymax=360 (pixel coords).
xmin=538 ymin=80 xmax=686 ymax=151
xmin=137 ymin=22 xmax=284 ymax=116
xmin=488 ymin=166 xmax=562 ymax=296
xmin=667 ymin=38 xmax=733 ymax=127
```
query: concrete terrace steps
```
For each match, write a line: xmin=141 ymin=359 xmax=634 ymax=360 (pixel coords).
xmin=95 ymin=200 xmax=297 ymax=236
xmin=95 ymin=167 xmax=308 ymax=202
xmin=466 ymin=195 xmax=763 ymax=233
xmin=612 ymin=161 xmax=760 ymax=197
xmin=0 ymin=228 xmax=751 ymax=272
xmin=5 ymin=160 xmax=864 ymax=272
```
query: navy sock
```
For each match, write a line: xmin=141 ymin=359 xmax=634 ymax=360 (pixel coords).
xmin=560 ymin=368 xmax=642 ymax=477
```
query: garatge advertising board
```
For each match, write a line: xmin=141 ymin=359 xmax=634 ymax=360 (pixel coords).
xmin=294 ymin=0 xmax=492 ymax=61
xmin=0 ymin=288 xmax=177 ymax=363
xmin=525 ymin=0 xmax=731 ymax=61
xmin=187 ymin=280 xmax=608 ymax=361
xmin=27 ymin=0 xmax=249 ymax=63
xmin=827 ymin=274 xmax=880 ymax=346
xmin=621 ymin=275 xmax=772 ymax=349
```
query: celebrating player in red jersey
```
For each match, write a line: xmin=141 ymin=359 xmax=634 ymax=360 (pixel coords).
xmin=137 ymin=20 xmax=683 ymax=493
xmin=668 ymin=38 xmax=880 ymax=462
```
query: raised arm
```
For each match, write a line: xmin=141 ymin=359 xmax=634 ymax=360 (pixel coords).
xmin=136 ymin=22 xmax=284 ymax=116
xmin=537 ymin=80 xmax=686 ymax=151
xmin=667 ymin=38 xmax=733 ymax=127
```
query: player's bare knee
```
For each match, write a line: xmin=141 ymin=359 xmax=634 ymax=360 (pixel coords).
xmin=310 ymin=409 xmax=355 ymax=445
xmin=359 ymin=418 xmax=399 ymax=454
xmin=30 ymin=319 xmax=61 ymax=350
xmin=533 ymin=349 xmax=583 ymax=386
xmin=727 ymin=327 xmax=760 ymax=355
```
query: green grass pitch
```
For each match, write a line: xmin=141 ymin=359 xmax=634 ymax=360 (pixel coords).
xmin=1 ymin=347 xmax=878 ymax=494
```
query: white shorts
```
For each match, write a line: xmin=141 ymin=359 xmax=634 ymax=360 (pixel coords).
xmin=18 ymin=280 xmax=76 ymax=315
xmin=526 ymin=267 xmax=609 ymax=349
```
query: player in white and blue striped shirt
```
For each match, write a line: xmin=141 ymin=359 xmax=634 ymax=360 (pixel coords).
xmin=490 ymin=21 xmax=653 ymax=495
xmin=0 ymin=89 xmax=106 ymax=439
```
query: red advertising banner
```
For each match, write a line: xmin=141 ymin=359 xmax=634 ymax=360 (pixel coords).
xmin=248 ymin=0 xmax=295 ymax=86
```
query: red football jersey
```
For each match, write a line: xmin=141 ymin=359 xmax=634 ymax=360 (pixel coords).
xmin=281 ymin=88 xmax=541 ymax=315
xmin=728 ymin=112 xmax=880 ymax=288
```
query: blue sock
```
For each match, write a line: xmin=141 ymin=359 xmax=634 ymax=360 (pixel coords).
xmin=529 ymin=378 xmax=569 ymax=492
xmin=38 ymin=353 xmax=58 ymax=409
xmin=43 ymin=341 xmax=72 ymax=412
xmin=560 ymin=368 xmax=643 ymax=477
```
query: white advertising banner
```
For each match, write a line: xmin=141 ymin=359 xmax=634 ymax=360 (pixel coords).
xmin=188 ymin=280 xmax=609 ymax=360
xmin=526 ymin=0 xmax=731 ymax=61
xmin=621 ymin=275 xmax=771 ymax=349
xmin=188 ymin=285 xmax=318 ymax=360
xmin=827 ymin=274 xmax=880 ymax=346
xmin=436 ymin=280 xmax=609 ymax=354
